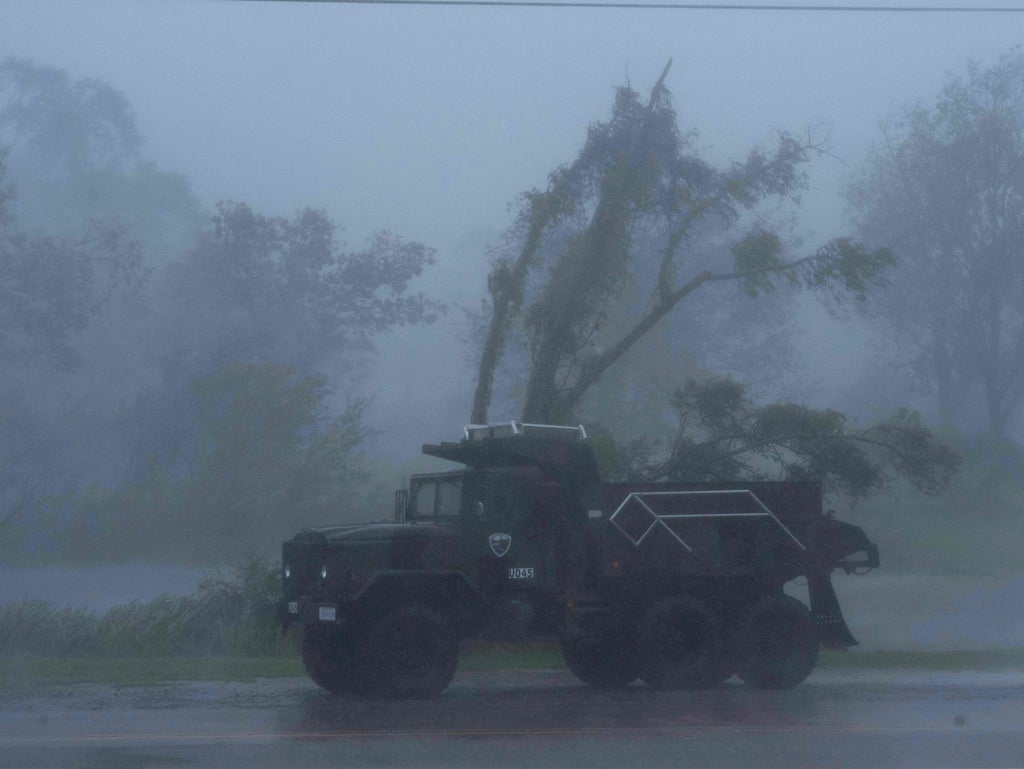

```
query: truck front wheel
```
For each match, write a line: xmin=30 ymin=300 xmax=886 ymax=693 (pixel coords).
xmin=301 ymin=625 xmax=356 ymax=694
xmin=562 ymin=636 xmax=639 ymax=689
xmin=638 ymin=596 xmax=723 ymax=690
xmin=736 ymin=595 xmax=819 ymax=690
xmin=353 ymin=605 xmax=459 ymax=699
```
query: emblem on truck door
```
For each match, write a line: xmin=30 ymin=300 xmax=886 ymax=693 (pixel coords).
xmin=488 ymin=532 xmax=511 ymax=557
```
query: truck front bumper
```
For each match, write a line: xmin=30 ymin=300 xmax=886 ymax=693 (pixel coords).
xmin=281 ymin=597 xmax=348 ymax=634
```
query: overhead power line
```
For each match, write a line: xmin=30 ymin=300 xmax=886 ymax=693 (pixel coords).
xmin=242 ymin=0 xmax=1024 ymax=11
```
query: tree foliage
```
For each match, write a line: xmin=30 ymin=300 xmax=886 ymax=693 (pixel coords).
xmin=0 ymin=58 xmax=205 ymax=263
xmin=465 ymin=67 xmax=960 ymax=502
xmin=0 ymin=157 xmax=143 ymax=369
xmin=164 ymin=201 xmax=440 ymax=369
xmin=473 ymin=63 xmax=893 ymax=424
xmin=0 ymin=60 xmax=200 ymax=541
xmin=60 ymin=363 xmax=369 ymax=564
xmin=0 ymin=57 xmax=141 ymax=173
xmin=605 ymin=376 xmax=960 ymax=499
xmin=849 ymin=48 xmax=1024 ymax=436
xmin=0 ymin=60 xmax=443 ymax=562
xmin=187 ymin=362 xmax=368 ymax=549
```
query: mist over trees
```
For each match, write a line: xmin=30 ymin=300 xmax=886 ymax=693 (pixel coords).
xmin=850 ymin=48 xmax=1024 ymax=438
xmin=469 ymin=64 xmax=954 ymax=497
xmin=133 ymin=202 xmax=440 ymax=478
xmin=0 ymin=58 xmax=140 ymax=176
xmin=0 ymin=153 xmax=147 ymax=536
xmin=67 ymin=364 xmax=370 ymax=564
xmin=0 ymin=59 xmax=439 ymax=563
xmin=0 ymin=58 xmax=209 ymax=534
xmin=0 ymin=157 xmax=143 ymax=370
xmin=166 ymin=201 xmax=438 ymax=371
xmin=473 ymin=64 xmax=893 ymax=425
xmin=0 ymin=58 xmax=205 ymax=257
xmin=472 ymin=63 xmax=875 ymax=426
xmin=7 ymin=48 xmax=1024 ymax=568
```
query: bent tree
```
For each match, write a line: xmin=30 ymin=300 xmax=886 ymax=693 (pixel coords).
xmin=469 ymin=65 xmax=958 ymax=495
xmin=471 ymin=63 xmax=893 ymax=426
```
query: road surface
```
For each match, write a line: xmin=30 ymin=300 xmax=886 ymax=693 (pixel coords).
xmin=1 ymin=668 xmax=1022 ymax=768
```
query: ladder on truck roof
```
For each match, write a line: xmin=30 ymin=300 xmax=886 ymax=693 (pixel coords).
xmin=463 ymin=422 xmax=588 ymax=442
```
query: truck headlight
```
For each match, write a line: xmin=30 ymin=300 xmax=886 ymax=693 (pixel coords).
xmin=321 ymin=564 xmax=328 ymax=580
xmin=284 ymin=564 xmax=291 ymax=579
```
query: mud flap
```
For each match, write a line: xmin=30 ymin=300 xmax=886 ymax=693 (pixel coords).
xmin=808 ymin=572 xmax=859 ymax=648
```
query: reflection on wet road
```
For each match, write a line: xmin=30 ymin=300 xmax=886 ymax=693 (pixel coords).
xmin=1 ymin=669 xmax=1023 ymax=768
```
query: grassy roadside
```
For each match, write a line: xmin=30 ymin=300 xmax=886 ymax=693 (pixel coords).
xmin=3 ymin=646 xmax=1023 ymax=688
xmin=0 ymin=643 xmax=562 ymax=688
xmin=0 ymin=656 xmax=305 ymax=687
xmin=816 ymin=648 xmax=1024 ymax=672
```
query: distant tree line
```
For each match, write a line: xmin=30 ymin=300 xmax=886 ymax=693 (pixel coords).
xmin=850 ymin=47 xmax=1024 ymax=438
xmin=0 ymin=58 xmax=438 ymax=563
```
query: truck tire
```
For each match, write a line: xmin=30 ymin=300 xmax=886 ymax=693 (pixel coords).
xmin=736 ymin=594 xmax=819 ymax=690
xmin=638 ymin=596 xmax=723 ymax=690
xmin=353 ymin=605 xmax=459 ymax=699
xmin=562 ymin=636 xmax=639 ymax=689
xmin=301 ymin=625 xmax=356 ymax=694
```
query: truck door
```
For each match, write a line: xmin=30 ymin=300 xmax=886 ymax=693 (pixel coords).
xmin=460 ymin=467 xmax=559 ymax=604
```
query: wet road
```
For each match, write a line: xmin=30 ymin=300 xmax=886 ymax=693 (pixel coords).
xmin=1 ymin=668 xmax=1022 ymax=769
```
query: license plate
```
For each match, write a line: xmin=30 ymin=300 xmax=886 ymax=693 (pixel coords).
xmin=318 ymin=606 xmax=337 ymax=621
xmin=508 ymin=567 xmax=535 ymax=579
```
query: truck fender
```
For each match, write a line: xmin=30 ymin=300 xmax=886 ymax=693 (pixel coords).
xmin=355 ymin=570 xmax=485 ymax=632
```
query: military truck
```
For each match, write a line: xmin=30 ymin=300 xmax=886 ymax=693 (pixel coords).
xmin=282 ymin=422 xmax=879 ymax=698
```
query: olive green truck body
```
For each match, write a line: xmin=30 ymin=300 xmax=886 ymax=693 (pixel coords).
xmin=282 ymin=423 xmax=878 ymax=697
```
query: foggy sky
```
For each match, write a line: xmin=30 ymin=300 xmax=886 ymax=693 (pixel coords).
xmin=3 ymin=0 xmax=1022 ymax=456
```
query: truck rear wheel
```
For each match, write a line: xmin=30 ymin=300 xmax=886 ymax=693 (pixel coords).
xmin=638 ymin=596 xmax=723 ymax=690
xmin=737 ymin=595 xmax=819 ymax=690
xmin=562 ymin=636 xmax=639 ymax=689
xmin=353 ymin=605 xmax=459 ymax=699
xmin=301 ymin=625 xmax=356 ymax=694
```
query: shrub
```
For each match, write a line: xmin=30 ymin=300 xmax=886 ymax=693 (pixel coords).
xmin=0 ymin=556 xmax=295 ymax=657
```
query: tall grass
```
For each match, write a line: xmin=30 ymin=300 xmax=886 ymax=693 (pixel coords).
xmin=0 ymin=557 xmax=296 ymax=658
xmin=0 ymin=601 xmax=104 ymax=656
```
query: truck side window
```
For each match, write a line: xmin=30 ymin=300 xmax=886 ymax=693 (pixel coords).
xmin=415 ymin=482 xmax=436 ymax=517
xmin=437 ymin=479 xmax=462 ymax=516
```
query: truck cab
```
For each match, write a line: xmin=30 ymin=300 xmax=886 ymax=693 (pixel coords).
xmin=403 ymin=462 xmax=581 ymax=638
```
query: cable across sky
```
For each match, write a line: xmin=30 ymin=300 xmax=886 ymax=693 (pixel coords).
xmin=243 ymin=0 xmax=1024 ymax=12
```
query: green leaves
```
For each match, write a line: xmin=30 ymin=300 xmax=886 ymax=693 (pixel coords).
xmin=474 ymin=71 xmax=894 ymax=425
xmin=0 ymin=556 xmax=290 ymax=657
xmin=55 ymin=362 xmax=369 ymax=564
xmin=729 ymin=233 xmax=894 ymax=302
xmin=653 ymin=376 xmax=958 ymax=500
xmin=730 ymin=230 xmax=786 ymax=296
xmin=860 ymin=408 xmax=962 ymax=497
xmin=802 ymin=238 xmax=895 ymax=302
xmin=186 ymin=362 xmax=368 ymax=557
